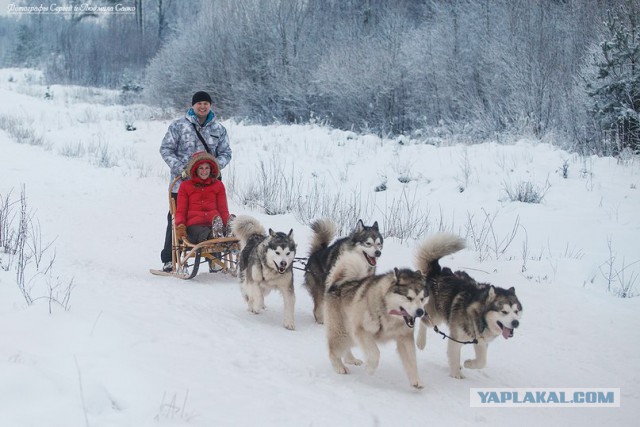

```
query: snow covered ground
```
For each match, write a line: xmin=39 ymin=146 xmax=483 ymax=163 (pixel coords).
xmin=0 ymin=68 xmax=639 ymax=426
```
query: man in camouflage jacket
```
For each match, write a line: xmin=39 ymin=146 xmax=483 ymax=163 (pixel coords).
xmin=159 ymin=91 xmax=232 ymax=269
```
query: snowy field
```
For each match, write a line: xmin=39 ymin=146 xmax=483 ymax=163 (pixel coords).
xmin=0 ymin=69 xmax=639 ymax=426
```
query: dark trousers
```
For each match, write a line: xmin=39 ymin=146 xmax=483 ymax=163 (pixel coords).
xmin=160 ymin=193 xmax=178 ymax=263
xmin=187 ymin=225 xmax=213 ymax=244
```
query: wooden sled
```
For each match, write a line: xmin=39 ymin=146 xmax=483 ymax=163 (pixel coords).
xmin=150 ymin=176 xmax=240 ymax=280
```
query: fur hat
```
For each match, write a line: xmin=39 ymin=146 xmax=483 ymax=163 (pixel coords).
xmin=191 ymin=91 xmax=212 ymax=105
xmin=186 ymin=151 xmax=220 ymax=180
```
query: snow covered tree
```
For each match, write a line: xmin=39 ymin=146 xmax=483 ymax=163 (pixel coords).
xmin=12 ymin=24 xmax=42 ymax=68
xmin=586 ymin=1 xmax=640 ymax=154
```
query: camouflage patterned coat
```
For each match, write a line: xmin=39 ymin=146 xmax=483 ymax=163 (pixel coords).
xmin=160 ymin=109 xmax=232 ymax=192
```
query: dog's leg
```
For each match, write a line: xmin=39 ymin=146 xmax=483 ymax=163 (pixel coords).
xmin=464 ymin=342 xmax=488 ymax=369
xmin=240 ymin=280 xmax=250 ymax=304
xmin=416 ymin=319 xmax=428 ymax=350
xmin=245 ymin=281 xmax=264 ymax=314
xmin=355 ymin=330 xmax=380 ymax=374
xmin=311 ymin=279 xmax=324 ymax=324
xmin=396 ymin=335 xmax=423 ymax=389
xmin=447 ymin=339 xmax=465 ymax=379
xmin=327 ymin=329 xmax=350 ymax=374
xmin=325 ymin=297 xmax=350 ymax=374
xmin=281 ymin=280 xmax=296 ymax=330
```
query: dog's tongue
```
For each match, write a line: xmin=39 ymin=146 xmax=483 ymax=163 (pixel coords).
xmin=365 ymin=253 xmax=377 ymax=266
xmin=502 ymin=326 xmax=514 ymax=339
xmin=388 ymin=308 xmax=416 ymax=328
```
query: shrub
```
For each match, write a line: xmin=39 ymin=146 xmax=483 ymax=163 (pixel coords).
xmin=502 ymin=178 xmax=551 ymax=203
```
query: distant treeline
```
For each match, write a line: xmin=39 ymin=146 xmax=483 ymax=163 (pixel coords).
xmin=2 ymin=0 xmax=638 ymax=154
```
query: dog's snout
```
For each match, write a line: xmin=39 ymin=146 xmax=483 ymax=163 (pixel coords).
xmin=375 ymin=250 xmax=381 ymax=257
xmin=280 ymin=260 xmax=287 ymax=268
xmin=512 ymin=320 xmax=519 ymax=328
xmin=416 ymin=308 xmax=425 ymax=318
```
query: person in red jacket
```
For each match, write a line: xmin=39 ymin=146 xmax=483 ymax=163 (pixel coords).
xmin=174 ymin=151 xmax=230 ymax=244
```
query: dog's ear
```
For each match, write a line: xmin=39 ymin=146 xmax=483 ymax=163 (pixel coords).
xmin=371 ymin=221 xmax=379 ymax=231
xmin=393 ymin=267 xmax=401 ymax=281
xmin=486 ymin=285 xmax=496 ymax=302
xmin=269 ymin=228 xmax=276 ymax=237
xmin=288 ymin=229 xmax=294 ymax=239
xmin=355 ymin=219 xmax=365 ymax=232
xmin=508 ymin=286 xmax=516 ymax=294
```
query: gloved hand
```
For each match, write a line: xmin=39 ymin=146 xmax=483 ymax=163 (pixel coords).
xmin=175 ymin=224 xmax=187 ymax=242
xmin=181 ymin=169 xmax=188 ymax=179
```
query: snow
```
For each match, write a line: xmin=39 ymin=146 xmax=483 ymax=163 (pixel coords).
xmin=0 ymin=68 xmax=639 ymax=426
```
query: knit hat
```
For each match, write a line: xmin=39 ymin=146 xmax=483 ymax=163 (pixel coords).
xmin=192 ymin=91 xmax=212 ymax=105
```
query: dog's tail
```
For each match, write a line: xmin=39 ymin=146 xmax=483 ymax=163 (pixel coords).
xmin=415 ymin=233 xmax=465 ymax=278
xmin=326 ymin=250 xmax=372 ymax=293
xmin=308 ymin=218 xmax=337 ymax=254
xmin=230 ymin=215 xmax=266 ymax=248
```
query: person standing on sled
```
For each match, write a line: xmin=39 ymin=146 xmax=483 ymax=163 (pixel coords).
xmin=159 ymin=91 xmax=232 ymax=272
xmin=174 ymin=152 xmax=232 ymax=244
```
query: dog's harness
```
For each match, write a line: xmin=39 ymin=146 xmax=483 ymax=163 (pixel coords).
xmin=432 ymin=325 xmax=479 ymax=345
xmin=292 ymin=257 xmax=308 ymax=271
xmin=426 ymin=277 xmax=481 ymax=345
xmin=204 ymin=253 xmax=308 ymax=271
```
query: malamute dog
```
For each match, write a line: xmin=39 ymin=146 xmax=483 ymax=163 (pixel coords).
xmin=231 ymin=215 xmax=297 ymax=330
xmin=303 ymin=218 xmax=383 ymax=324
xmin=415 ymin=233 xmax=523 ymax=379
xmin=324 ymin=251 xmax=428 ymax=389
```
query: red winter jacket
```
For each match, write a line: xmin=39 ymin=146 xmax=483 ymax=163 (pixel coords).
xmin=175 ymin=152 xmax=229 ymax=227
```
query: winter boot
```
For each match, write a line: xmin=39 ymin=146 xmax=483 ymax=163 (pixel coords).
xmin=162 ymin=261 xmax=172 ymax=272
xmin=211 ymin=216 xmax=224 ymax=239
xmin=225 ymin=214 xmax=236 ymax=237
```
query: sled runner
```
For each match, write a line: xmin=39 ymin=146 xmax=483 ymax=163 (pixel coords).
xmin=150 ymin=176 xmax=240 ymax=279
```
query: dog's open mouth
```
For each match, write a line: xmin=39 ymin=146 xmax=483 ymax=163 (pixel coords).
xmin=389 ymin=307 xmax=418 ymax=328
xmin=363 ymin=252 xmax=377 ymax=267
xmin=273 ymin=262 xmax=288 ymax=274
xmin=497 ymin=321 xmax=515 ymax=339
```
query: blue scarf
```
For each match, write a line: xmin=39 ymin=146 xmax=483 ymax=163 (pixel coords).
xmin=188 ymin=108 xmax=215 ymax=126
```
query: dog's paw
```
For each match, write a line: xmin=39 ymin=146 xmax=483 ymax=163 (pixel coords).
xmin=344 ymin=354 xmax=363 ymax=366
xmin=464 ymin=359 xmax=485 ymax=369
xmin=346 ymin=358 xmax=363 ymax=366
xmin=416 ymin=337 xmax=426 ymax=350
xmin=449 ymin=371 xmax=465 ymax=379
xmin=332 ymin=363 xmax=349 ymax=375
xmin=411 ymin=380 xmax=424 ymax=389
xmin=283 ymin=322 xmax=296 ymax=331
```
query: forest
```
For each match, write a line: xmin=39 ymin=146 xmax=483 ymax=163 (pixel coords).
xmin=1 ymin=0 xmax=638 ymax=155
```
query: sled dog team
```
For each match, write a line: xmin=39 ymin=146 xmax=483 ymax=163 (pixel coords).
xmin=231 ymin=215 xmax=523 ymax=389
